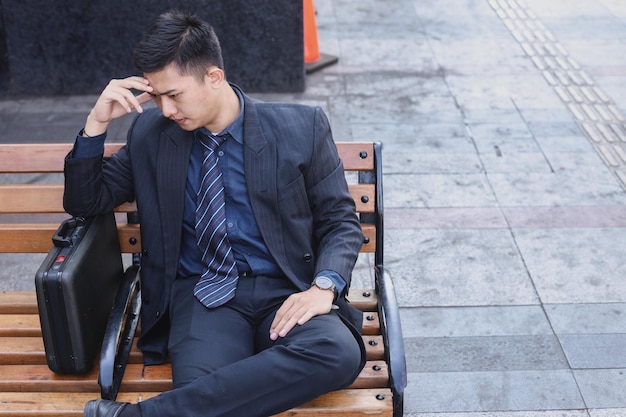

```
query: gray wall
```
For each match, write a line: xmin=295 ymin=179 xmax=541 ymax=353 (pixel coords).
xmin=0 ymin=0 xmax=304 ymax=96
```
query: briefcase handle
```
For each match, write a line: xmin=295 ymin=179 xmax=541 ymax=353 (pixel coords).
xmin=52 ymin=217 xmax=87 ymax=248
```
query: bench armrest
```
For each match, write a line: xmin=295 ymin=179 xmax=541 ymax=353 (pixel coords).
xmin=375 ymin=266 xmax=407 ymax=417
xmin=98 ymin=264 xmax=142 ymax=400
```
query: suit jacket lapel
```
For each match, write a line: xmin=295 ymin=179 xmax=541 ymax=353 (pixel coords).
xmin=242 ymin=96 xmax=297 ymax=282
xmin=157 ymin=125 xmax=193 ymax=279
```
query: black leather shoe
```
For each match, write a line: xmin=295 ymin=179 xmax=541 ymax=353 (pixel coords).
xmin=84 ymin=399 xmax=129 ymax=417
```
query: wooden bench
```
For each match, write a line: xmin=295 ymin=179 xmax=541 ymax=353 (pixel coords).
xmin=0 ymin=141 xmax=406 ymax=417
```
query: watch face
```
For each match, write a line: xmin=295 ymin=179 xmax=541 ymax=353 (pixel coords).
xmin=315 ymin=276 xmax=333 ymax=290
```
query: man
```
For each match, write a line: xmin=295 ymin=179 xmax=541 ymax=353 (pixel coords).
xmin=64 ymin=10 xmax=365 ymax=417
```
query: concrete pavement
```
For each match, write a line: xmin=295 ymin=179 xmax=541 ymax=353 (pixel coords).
xmin=2 ymin=0 xmax=626 ymax=415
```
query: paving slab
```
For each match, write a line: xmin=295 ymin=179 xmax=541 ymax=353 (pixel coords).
xmin=513 ymin=228 xmax=626 ymax=304
xmin=406 ymin=370 xmax=584 ymax=413
xmin=546 ymin=303 xmax=626 ymax=334
xmin=487 ymin=169 xmax=626 ymax=206
xmin=401 ymin=306 xmax=553 ymax=338
xmin=386 ymin=228 xmax=538 ymax=307
xmin=575 ymin=369 xmax=626 ymax=409
xmin=406 ymin=334 xmax=569 ymax=372
xmin=385 ymin=174 xmax=497 ymax=207
xmin=559 ymin=334 xmax=626 ymax=369
xmin=590 ymin=409 xmax=626 ymax=417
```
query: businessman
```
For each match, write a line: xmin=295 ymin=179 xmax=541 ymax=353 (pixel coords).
xmin=64 ymin=10 xmax=365 ymax=417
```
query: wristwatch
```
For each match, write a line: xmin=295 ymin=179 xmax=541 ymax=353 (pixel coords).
xmin=312 ymin=276 xmax=337 ymax=300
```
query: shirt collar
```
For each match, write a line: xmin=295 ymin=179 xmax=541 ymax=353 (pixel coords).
xmin=196 ymin=87 xmax=245 ymax=145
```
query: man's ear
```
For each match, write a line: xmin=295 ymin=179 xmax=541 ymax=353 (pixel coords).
xmin=206 ymin=66 xmax=224 ymax=88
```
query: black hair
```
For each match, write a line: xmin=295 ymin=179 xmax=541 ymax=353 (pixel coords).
xmin=133 ymin=10 xmax=224 ymax=80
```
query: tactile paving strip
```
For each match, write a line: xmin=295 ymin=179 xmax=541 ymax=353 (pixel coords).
xmin=488 ymin=0 xmax=626 ymax=188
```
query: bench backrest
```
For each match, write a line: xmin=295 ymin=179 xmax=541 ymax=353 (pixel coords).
xmin=0 ymin=142 xmax=381 ymax=259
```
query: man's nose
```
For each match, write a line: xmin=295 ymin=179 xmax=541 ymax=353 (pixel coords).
xmin=160 ymin=97 xmax=177 ymax=118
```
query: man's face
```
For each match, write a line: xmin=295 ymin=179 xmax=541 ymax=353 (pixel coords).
xmin=145 ymin=63 xmax=219 ymax=131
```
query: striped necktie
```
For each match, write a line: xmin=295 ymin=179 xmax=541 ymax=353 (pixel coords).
xmin=194 ymin=133 xmax=238 ymax=308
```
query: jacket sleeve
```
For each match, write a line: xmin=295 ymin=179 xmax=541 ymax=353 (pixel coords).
xmin=63 ymin=132 xmax=135 ymax=217
xmin=306 ymin=107 xmax=362 ymax=293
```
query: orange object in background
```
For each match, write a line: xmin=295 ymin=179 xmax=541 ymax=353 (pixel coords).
xmin=303 ymin=0 xmax=338 ymax=73
xmin=303 ymin=0 xmax=320 ymax=64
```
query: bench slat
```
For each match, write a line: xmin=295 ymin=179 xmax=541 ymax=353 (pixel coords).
xmin=0 ymin=289 xmax=379 ymax=314
xmin=0 ymin=142 xmax=376 ymax=173
xmin=0 ymin=337 xmax=142 ymax=366
xmin=0 ymin=185 xmax=137 ymax=214
xmin=0 ymin=365 xmax=98 ymax=392
xmin=0 ymin=337 xmax=46 ymax=365
xmin=0 ymin=143 xmax=123 ymax=173
xmin=0 ymin=361 xmax=388 ymax=393
xmin=349 ymin=184 xmax=376 ymax=213
xmin=0 ymin=143 xmax=69 ymax=173
xmin=0 ymin=184 xmax=374 ymax=214
xmin=347 ymin=290 xmax=379 ymax=312
xmin=0 ymin=334 xmax=385 ymax=366
xmin=336 ymin=142 xmax=375 ymax=172
xmin=0 ymin=311 xmax=380 ymax=337
xmin=274 ymin=389 xmax=393 ymax=416
xmin=0 ymin=315 xmax=40 ymax=337
xmin=0 ymin=223 xmax=142 ymax=253
xmin=135 ymin=361 xmax=390 ymax=391
xmin=0 ymin=186 xmax=66 ymax=213
xmin=0 ymin=222 xmax=373 ymax=254
xmin=0 ymin=389 xmax=393 ymax=416
xmin=0 ymin=292 xmax=38 ymax=314
xmin=0 ymin=224 xmax=57 ymax=252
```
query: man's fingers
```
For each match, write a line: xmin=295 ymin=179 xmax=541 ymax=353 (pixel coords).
xmin=85 ymin=76 xmax=154 ymax=135
xmin=109 ymin=76 xmax=153 ymax=93
xmin=269 ymin=289 xmax=334 ymax=341
xmin=122 ymin=78 xmax=153 ymax=112
xmin=106 ymin=90 xmax=137 ymax=114
xmin=96 ymin=80 xmax=153 ymax=118
xmin=133 ymin=92 xmax=154 ymax=113
xmin=270 ymin=300 xmax=295 ymax=340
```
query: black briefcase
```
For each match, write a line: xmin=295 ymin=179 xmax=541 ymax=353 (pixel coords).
xmin=35 ymin=212 xmax=124 ymax=374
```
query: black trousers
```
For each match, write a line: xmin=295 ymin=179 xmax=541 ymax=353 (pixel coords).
xmin=139 ymin=275 xmax=363 ymax=417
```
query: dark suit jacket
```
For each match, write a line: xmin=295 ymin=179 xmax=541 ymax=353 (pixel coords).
xmin=64 ymin=90 xmax=365 ymax=366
